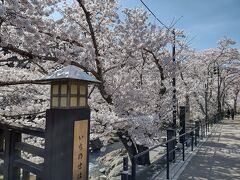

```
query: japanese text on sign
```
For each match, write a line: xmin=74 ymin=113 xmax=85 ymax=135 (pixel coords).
xmin=73 ymin=120 xmax=88 ymax=180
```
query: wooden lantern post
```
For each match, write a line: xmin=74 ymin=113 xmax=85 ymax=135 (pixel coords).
xmin=37 ymin=65 xmax=100 ymax=180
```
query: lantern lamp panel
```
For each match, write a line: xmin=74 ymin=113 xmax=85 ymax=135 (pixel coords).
xmin=60 ymin=97 xmax=67 ymax=107
xmin=52 ymin=97 xmax=59 ymax=107
xmin=79 ymin=97 xmax=86 ymax=106
xmin=70 ymin=97 xmax=78 ymax=107
xmin=61 ymin=84 xmax=68 ymax=95
xmin=80 ymin=85 xmax=86 ymax=95
xmin=71 ymin=84 xmax=78 ymax=95
xmin=39 ymin=65 xmax=100 ymax=109
xmin=52 ymin=85 xmax=59 ymax=95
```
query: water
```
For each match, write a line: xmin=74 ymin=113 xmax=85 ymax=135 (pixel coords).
xmin=89 ymin=142 xmax=124 ymax=177
xmin=89 ymin=150 xmax=103 ymax=177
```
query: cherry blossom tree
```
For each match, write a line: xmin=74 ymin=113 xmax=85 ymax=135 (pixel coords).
xmin=178 ymin=38 xmax=240 ymax=122
xmin=0 ymin=0 xmax=239 ymax=169
xmin=0 ymin=0 xmax=177 ymax=164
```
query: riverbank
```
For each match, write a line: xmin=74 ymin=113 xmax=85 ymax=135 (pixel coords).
xmin=89 ymin=141 xmax=124 ymax=179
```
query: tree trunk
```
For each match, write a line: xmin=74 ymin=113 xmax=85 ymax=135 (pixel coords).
xmin=136 ymin=144 xmax=150 ymax=165
xmin=234 ymin=98 xmax=237 ymax=113
xmin=234 ymin=90 xmax=239 ymax=113
xmin=117 ymin=131 xmax=150 ymax=165
xmin=222 ymin=92 xmax=225 ymax=113
xmin=117 ymin=131 xmax=137 ymax=157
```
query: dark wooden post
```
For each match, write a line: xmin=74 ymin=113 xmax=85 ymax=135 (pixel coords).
xmin=121 ymin=156 xmax=129 ymax=180
xmin=191 ymin=131 xmax=194 ymax=151
xmin=195 ymin=121 xmax=200 ymax=137
xmin=131 ymin=157 xmax=136 ymax=180
xmin=195 ymin=121 xmax=200 ymax=146
xmin=179 ymin=106 xmax=186 ymax=143
xmin=179 ymin=106 xmax=186 ymax=161
xmin=0 ymin=129 xmax=4 ymax=152
xmin=36 ymin=176 xmax=42 ymax=180
xmin=185 ymin=95 xmax=190 ymax=130
xmin=166 ymin=141 xmax=170 ymax=179
xmin=3 ymin=129 xmax=11 ymax=180
xmin=167 ymin=129 xmax=175 ymax=161
xmin=44 ymin=108 xmax=90 ymax=180
xmin=200 ymin=121 xmax=204 ymax=139
xmin=22 ymin=171 xmax=30 ymax=180
xmin=4 ymin=130 xmax=21 ymax=180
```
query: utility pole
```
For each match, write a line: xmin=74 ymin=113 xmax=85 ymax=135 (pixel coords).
xmin=172 ymin=29 xmax=177 ymax=128
xmin=205 ymin=83 xmax=208 ymax=125
xmin=217 ymin=66 xmax=221 ymax=120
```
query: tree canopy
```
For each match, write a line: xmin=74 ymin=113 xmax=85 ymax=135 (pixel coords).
xmin=0 ymin=0 xmax=240 ymax=151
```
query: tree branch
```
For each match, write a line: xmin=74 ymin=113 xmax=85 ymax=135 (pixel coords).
xmin=143 ymin=48 xmax=165 ymax=81
xmin=77 ymin=0 xmax=113 ymax=104
xmin=0 ymin=44 xmax=98 ymax=77
xmin=38 ymin=30 xmax=84 ymax=47
xmin=0 ymin=80 xmax=42 ymax=86
xmin=76 ymin=0 xmax=102 ymax=74
xmin=1 ymin=111 xmax=45 ymax=118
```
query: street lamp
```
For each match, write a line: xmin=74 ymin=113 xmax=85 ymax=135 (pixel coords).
xmin=37 ymin=65 xmax=100 ymax=180
xmin=38 ymin=65 xmax=100 ymax=109
xmin=50 ymin=79 xmax=88 ymax=108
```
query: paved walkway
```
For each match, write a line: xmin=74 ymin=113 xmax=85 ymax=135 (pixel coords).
xmin=178 ymin=117 xmax=240 ymax=180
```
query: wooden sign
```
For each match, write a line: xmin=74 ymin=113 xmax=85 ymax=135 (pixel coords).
xmin=72 ymin=120 xmax=88 ymax=180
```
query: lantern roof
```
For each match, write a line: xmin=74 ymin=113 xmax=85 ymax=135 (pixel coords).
xmin=37 ymin=65 xmax=101 ymax=84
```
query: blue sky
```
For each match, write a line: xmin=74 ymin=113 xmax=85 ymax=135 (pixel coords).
xmin=119 ymin=0 xmax=240 ymax=50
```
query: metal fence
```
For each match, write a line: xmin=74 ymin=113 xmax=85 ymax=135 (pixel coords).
xmin=121 ymin=116 xmax=220 ymax=180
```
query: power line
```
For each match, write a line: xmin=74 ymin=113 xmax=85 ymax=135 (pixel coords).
xmin=140 ymin=0 xmax=170 ymax=31
xmin=170 ymin=16 xmax=183 ymax=29
xmin=140 ymin=0 xmax=183 ymax=32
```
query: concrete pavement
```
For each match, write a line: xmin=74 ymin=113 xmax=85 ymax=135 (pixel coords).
xmin=177 ymin=117 xmax=240 ymax=180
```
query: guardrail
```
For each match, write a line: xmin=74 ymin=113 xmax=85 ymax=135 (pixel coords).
xmin=121 ymin=115 xmax=220 ymax=180
xmin=0 ymin=122 xmax=45 ymax=180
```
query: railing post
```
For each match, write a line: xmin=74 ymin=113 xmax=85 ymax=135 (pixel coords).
xmin=179 ymin=106 xmax=186 ymax=162
xmin=131 ymin=157 xmax=136 ymax=180
xmin=195 ymin=121 xmax=200 ymax=146
xmin=4 ymin=130 xmax=21 ymax=180
xmin=200 ymin=121 xmax=204 ymax=139
xmin=167 ymin=129 xmax=175 ymax=161
xmin=191 ymin=131 xmax=194 ymax=151
xmin=195 ymin=121 xmax=200 ymax=136
xmin=182 ymin=138 xmax=185 ymax=161
xmin=195 ymin=131 xmax=197 ymax=146
xmin=166 ymin=141 xmax=170 ymax=179
xmin=121 ymin=156 xmax=128 ymax=180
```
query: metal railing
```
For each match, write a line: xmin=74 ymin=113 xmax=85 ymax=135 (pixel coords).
xmin=121 ymin=118 xmax=219 ymax=180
